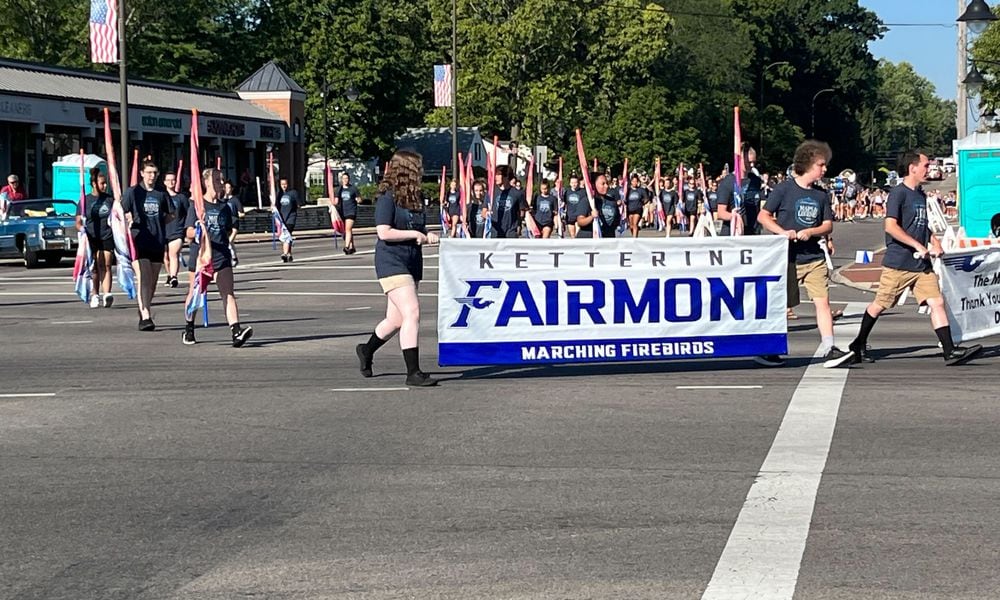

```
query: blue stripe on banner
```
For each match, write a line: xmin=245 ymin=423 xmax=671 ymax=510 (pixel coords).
xmin=438 ymin=333 xmax=787 ymax=366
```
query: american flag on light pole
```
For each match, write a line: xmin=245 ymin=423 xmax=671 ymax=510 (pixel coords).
xmin=89 ymin=0 xmax=119 ymax=64
xmin=434 ymin=64 xmax=453 ymax=107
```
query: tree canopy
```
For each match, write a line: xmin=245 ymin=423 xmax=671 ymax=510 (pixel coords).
xmin=0 ymin=0 xmax=956 ymax=177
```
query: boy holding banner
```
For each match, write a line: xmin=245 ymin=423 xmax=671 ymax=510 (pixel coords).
xmin=844 ymin=150 xmax=983 ymax=366
xmin=758 ymin=140 xmax=853 ymax=368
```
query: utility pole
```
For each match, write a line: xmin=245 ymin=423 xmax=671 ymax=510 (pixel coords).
xmin=118 ymin=0 xmax=129 ymax=192
xmin=451 ymin=0 xmax=458 ymax=181
xmin=958 ymin=0 xmax=969 ymax=140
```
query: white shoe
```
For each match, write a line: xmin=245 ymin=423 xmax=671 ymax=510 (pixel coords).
xmin=89 ymin=294 xmax=101 ymax=309
xmin=102 ymin=293 xmax=114 ymax=308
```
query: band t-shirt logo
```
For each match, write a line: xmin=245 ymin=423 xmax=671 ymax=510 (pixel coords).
xmin=567 ymin=191 xmax=581 ymax=205
xmin=763 ymin=179 xmax=831 ymax=265
xmin=795 ymin=197 xmax=822 ymax=228
xmin=600 ymin=201 xmax=617 ymax=224
xmin=536 ymin=196 xmax=552 ymax=216
xmin=340 ymin=190 xmax=352 ymax=204
xmin=280 ymin=195 xmax=292 ymax=206
xmin=144 ymin=198 xmax=160 ymax=216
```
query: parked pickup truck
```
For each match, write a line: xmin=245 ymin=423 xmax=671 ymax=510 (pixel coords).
xmin=0 ymin=199 xmax=80 ymax=268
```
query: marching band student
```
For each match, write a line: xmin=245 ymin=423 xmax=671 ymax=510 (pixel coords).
xmin=223 ymin=180 xmax=245 ymax=266
xmin=706 ymin=179 xmax=720 ymax=221
xmin=758 ymin=140 xmax=853 ymax=368
xmin=682 ymin=178 xmax=701 ymax=235
xmin=163 ymin=172 xmax=189 ymax=288
xmin=532 ymin=179 xmax=557 ymax=238
xmin=842 ymin=150 xmax=982 ymax=367
xmin=181 ymin=168 xmax=253 ymax=347
xmin=659 ymin=176 xmax=677 ymax=233
xmin=492 ymin=169 xmax=525 ymax=238
xmin=445 ymin=179 xmax=461 ymax=238
xmin=576 ymin=173 xmax=621 ymax=238
xmin=467 ymin=180 xmax=492 ymax=238
xmin=625 ymin=174 xmax=648 ymax=237
xmin=717 ymin=146 xmax=763 ymax=235
xmin=355 ymin=150 xmax=439 ymax=387
xmin=335 ymin=172 xmax=360 ymax=253
xmin=563 ymin=174 xmax=587 ymax=238
xmin=277 ymin=177 xmax=299 ymax=262
xmin=122 ymin=160 xmax=173 ymax=331
xmin=77 ymin=168 xmax=115 ymax=308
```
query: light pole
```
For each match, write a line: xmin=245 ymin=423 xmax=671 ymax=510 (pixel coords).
xmin=759 ymin=61 xmax=789 ymax=159
xmin=810 ymin=88 xmax=834 ymax=138
xmin=319 ymin=82 xmax=360 ymax=192
xmin=958 ymin=0 xmax=998 ymax=138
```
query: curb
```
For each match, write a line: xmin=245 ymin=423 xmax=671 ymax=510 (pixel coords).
xmin=831 ymin=246 xmax=886 ymax=294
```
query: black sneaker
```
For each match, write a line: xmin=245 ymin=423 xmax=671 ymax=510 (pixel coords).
xmin=138 ymin=319 xmax=156 ymax=332
xmin=945 ymin=344 xmax=983 ymax=366
xmin=405 ymin=371 xmax=438 ymax=387
xmin=753 ymin=354 xmax=785 ymax=367
xmin=286 ymin=255 xmax=293 ymax=263
xmin=280 ymin=254 xmax=288 ymax=263
xmin=356 ymin=343 xmax=373 ymax=378
xmin=168 ymin=276 xmax=178 ymax=288
xmin=849 ymin=343 xmax=876 ymax=364
xmin=822 ymin=346 xmax=855 ymax=368
xmin=232 ymin=326 xmax=253 ymax=348
xmin=182 ymin=329 xmax=196 ymax=345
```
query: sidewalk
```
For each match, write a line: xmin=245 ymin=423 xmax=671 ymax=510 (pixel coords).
xmin=832 ymin=250 xmax=884 ymax=293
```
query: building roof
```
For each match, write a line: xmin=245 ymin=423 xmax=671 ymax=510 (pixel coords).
xmin=395 ymin=127 xmax=482 ymax=172
xmin=237 ymin=61 xmax=306 ymax=94
xmin=0 ymin=57 xmax=284 ymax=123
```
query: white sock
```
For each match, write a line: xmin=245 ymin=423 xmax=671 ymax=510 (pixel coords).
xmin=819 ymin=335 xmax=834 ymax=353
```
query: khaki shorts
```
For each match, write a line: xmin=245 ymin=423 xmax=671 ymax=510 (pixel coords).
xmin=874 ymin=267 xmax=941 ymax=309
xmin=788 ymin=260 xmax=829 ymax=306
xmin=379 ymin=274 xmax=416 ymax=294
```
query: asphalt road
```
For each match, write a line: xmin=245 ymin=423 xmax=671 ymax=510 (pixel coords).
xmin=2 ymin=220 xmax=999 ymax=600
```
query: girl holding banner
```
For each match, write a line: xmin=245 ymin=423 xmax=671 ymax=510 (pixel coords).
xmin=356 ymin=150 xmax=439 ymax=387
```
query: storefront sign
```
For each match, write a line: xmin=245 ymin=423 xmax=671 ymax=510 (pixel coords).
xmin=259 ymin=124 xmax=282 ymax=140
xmin=140 ymin=115 xmax=182 ymax=130
xmin=0 ymin=100 xmax=32 ymax=116
xmin=206 ymin=119 xmax=246 ymax=137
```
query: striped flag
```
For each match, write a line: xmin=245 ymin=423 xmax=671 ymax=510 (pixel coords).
xmin=434 ymin=64 xmax=453 ymax=107
xmin=89 ymin=0 xmax=118 ymax=64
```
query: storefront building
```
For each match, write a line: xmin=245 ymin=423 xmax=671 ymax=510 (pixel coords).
xmin=0 ymin=58 xmax=305 ymax=201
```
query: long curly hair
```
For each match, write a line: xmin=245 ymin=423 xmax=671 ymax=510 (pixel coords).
xmin=378 ymin=150 xmax=424 ymax=211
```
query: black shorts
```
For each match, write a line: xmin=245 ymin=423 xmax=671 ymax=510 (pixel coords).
xmin=536 ymin=220 xmax=554 ymax=230
xmin=342 ymin=213 xmax=356 ymax=222
xmin=447 ymin=203 xmax=462 ymax=218
xmin=87 ymin=236 xmax=116 ymax=252
xmin=684 ymin=204 xmax=698 ymax=216
xmin=187 ymin=246 xmax=233 ymax=273
xmin=134 ymin=242 xmax=165 ymax=262
xmin=626 ymin=208 xmax=643 ymax=217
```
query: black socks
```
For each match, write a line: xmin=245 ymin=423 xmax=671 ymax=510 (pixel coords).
xmin=935 ymin=326 xmax=955 ymax=356
xmin=402 ymin=347 xmax=421 ymax=376
xmin=852 ymin=310 xmax=879 ymax=349
xmin=365 ymin=332 xmax=389 ymax=355
xmin=230 ymin=322 xmax=241 ymax=336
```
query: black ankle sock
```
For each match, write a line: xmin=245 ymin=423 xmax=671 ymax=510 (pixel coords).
xmin=935 ymin=326 xmax=955 ymax=355
xmin=185 ymin=320 xmax=195 ymax=331
xmin=231 ymin=322 xmax=241 ymax=336
xmin=365 ymin=332 xmax=389 ymax=354
xmin=402 ymin=347 xmax=421 ymax=376
xmin=853 ymin=310 xmax=879 ymax=349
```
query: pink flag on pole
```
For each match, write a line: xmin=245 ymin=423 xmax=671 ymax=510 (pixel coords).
xmin=574 ymin=129 xmax=600 ymax=239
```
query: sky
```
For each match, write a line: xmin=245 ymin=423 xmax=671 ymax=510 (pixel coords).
xmin=860 ymin=0 xmax=958 ymax=100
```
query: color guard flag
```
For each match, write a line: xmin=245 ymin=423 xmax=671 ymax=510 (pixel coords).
xmin=89 ymin=0 xmax=118 ymax=64
xmin=72 ymin=150 xmax=93 ymax=303
xmin=434 ymin=64 xmax=453 ymax=107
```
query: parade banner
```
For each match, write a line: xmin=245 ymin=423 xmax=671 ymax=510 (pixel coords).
xmin=437 ymin=237 xmax=789 ymax=366
xmin=939 ymin=247 xmax=1000 ymax=342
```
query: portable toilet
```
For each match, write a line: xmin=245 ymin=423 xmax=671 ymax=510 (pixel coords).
xmin=955 ymin=132 xmax=1000 ymax=237
xmin=51 ymin=154 xmax=108 ymax=202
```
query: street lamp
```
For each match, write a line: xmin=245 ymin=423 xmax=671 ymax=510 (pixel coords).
xmin=320 ymin=80 xmax=360 ymax=193
xmin=964 ymin=62 xmax=987 ymax=97
xmin=959 ymin=0 xmax=998 ymax=34
xmin=759 ymin=61 xmax=789 ymax=159
xmin=810 ymin=88 xmax=835 ymax=138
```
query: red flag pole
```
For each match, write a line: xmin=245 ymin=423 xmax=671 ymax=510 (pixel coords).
xmin=189 ymin=110 xmax=204 ymax=221
xmin=216 ymin=156 xmax=222 ymax=170
xmin=129 ymin=148 xmax=139 ymax=187
xmin=175 ymin=159 xmax=184 ymax=192
xmin=103 ymin=108 xmax=123 ymax=202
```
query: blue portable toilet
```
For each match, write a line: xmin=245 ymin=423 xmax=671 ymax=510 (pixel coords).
xmin=51 ymin=154 xmax=108 ymax=202
xmin=956 ymin=132 xmax=1000 ymax=238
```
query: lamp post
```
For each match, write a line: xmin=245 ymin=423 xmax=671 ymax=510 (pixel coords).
xmin=319 ymin=81 xmax=360 ymax=193
xmin=810 ymin=88 xmax=834 ymax=138
xmin=759 ymin=61 xmax=789 ymax=159
xmin=958 ymin=0 xmax=998 ymax=138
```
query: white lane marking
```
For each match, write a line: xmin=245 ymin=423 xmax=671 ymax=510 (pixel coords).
xmin=330 ymin=387 xmax=409 ymax=392
xmin=238 ymin=292 xmax=436 ymax=297
xmin=240 ymin=265 xmax=439 ymax=271
xmin=345 ymin=306 xmax=371 ymax=311
xmin=50 ymin=320 xmax=93 ymax=325
xmin=237 ymin=250 xmax=375 ymax=269
xmin=701 ymin=301 xmax=865 ymax=600
xmin=0 ymin=393 xmax=57 ymax=398
xmin=251 ymin=279 xmax=438 ymax=284
xmin=676 ymin=385 xmax=762 ymax=390
xmin=0 ymin=282 xmax=78 ymax=286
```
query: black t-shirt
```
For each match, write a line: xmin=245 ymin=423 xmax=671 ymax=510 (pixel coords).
xmin=683 ymin=189 xmax=701 ymax=213
xmin=185 ymin=199 xmax=234 ymax=262
xmin=374 ymin=193 xmax=426 ymax=280
xmin=492 ymin=186 xmax=524 ymax=238
xmin=165 ymin=192 xmax=190 ymax=241
xmin=626 ymin=187 xmax=648 ymax=213
xmin=576 ymin=193 xmax=620 ymax=238
xmin=533 ymin=193 xmax=556 ymax=226
xmin=763 ymin=180 xmax=832 ymax=264
xmin=84 ymin=192 xmax=114 ymax=241
xmin=717 ymin=173 xmax=762 ymax=235
xmin=564 ymin=187 xmax=588 ymax=222
xmin=707 ymin=190 xmax=719 ymax=213
xmin=467 ymin=200 xmax=493 ymax=238
xmin=336 ymin=185 xmax=359 ymax=216
xmin=659 ymin=189 xmax=677 ymax=211
xmin=445 ymin=191 xmax=461 ymax=217
xmin=122 ymin=185 xmax=172 ymax=249
xmin=278 ymin=189 xmax=300 ymax=226
xmin=882 ymin=184 xmax=932 ymax=272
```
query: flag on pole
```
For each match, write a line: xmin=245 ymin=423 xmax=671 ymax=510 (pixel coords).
xmin=72 ymin=150 xmax=94 ymax=303
xmin=523 ymin=155 xmax=540 ymax=238
xmin=103 ymin=107 xmax=137 ymax=300
xmin=325 ymin=161 xmax=345 ymax=245
xmin=89 ymin=0 xmax=118 ymax=64
xmin=439 ymin=166 xmax=449 ymax=232
xmin=129 ymin=148 xmax=138 ymax=187
xmin=187 ymin=109 xmax=213 ymax=327
xmin=574 ymin=129 xmax=600 ymax=239
xmin=434 ymin=64 xmax=453 ymax=107
xmin=731 ymin=106 xmax=746 ymax=236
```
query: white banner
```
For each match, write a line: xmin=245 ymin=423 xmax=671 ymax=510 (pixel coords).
xmin=437 ymin=237 xmax=789 ymax=366
xmin=939 ymin=247 xmax=1000 ymax=342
